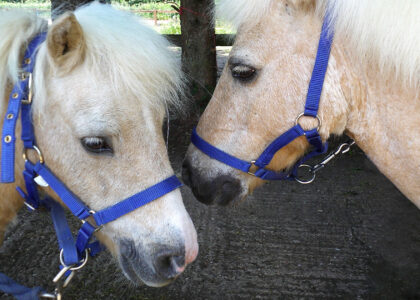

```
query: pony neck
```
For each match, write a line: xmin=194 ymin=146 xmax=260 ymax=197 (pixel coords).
xmin=341 ymin=45 xmax=420 ymax=208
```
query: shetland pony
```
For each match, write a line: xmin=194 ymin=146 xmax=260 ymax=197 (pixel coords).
xmin=0 ymin=3 xmax=198 ymax=287
xmin=183 ymin=0 xmax=420 ymax=208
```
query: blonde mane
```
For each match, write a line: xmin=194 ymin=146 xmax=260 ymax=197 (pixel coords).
xmin=0 ymin=3 xmax=184 ymax=114
xmin=217 ymin=0 xmax=420 ymax=89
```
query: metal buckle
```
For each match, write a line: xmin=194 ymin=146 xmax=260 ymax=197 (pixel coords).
xmin=295 ymin=113 xmax=322 ymax=131
xmin=247 ymin=160 xmax=259 ymax=176
xmin=81 ymin=210 xmax=103 ymax=233
xmin=21 ymin=73 xmax=33 ymax=105
xmin=22 ymin=145 xmax=44 ymax=164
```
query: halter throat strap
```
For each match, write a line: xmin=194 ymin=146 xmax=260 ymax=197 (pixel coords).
xmin=191 ymin=13 xmax=333 ymax=181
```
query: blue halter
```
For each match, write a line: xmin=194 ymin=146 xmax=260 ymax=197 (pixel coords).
xmin=191 ymin=13 xmax=333 ymax=182
xmin=0 ymin=32 xmax=182 ymax=298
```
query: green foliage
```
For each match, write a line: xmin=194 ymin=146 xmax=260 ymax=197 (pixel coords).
xmin=157 ymin=22 xmax=180 ymax=34
xmin=0 ymin=0 xmax=50 ymax=19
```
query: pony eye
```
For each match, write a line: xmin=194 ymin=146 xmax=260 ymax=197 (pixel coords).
xmin=81 ymin=137 xmax=113 ymax=155
xmin=231 ymin=65 xmax=256 ymax=81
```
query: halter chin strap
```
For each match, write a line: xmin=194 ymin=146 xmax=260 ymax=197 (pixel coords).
xmin=0 ymin=32 xmax=182 ymax=297
xmin=191 ymin=12 xmax=333 ymax=182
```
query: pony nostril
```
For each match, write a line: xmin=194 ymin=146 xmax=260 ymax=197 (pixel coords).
xmin=222 ymin=180 xmax=236 ymax=194
xmin=217 ymin=176 xmax=242 ymax=206
xmin=154 ymin=252 xmax=186 ymax=280
xmin=181 ymin=159 xmax=193 ymax=187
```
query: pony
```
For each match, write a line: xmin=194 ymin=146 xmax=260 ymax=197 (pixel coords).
xmin=0 ymin=3 xmax=198 ymax=287
xmin=182 ymin=0 xmax=420 ymax=208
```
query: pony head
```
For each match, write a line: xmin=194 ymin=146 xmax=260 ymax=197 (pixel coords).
xmin=0 ymin=3 xmax=198 ymax=287
xmin=183 ymin=0 xmax=420 ymax=205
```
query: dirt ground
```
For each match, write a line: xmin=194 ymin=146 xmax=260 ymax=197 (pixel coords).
xmin=1 ymin=49 xmax=419 ymax=300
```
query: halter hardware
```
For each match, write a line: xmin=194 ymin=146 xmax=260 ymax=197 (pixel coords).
xmin=247 ymin=161 xmax=258 ymax=176
xmin=0 ymin=31 xmax=183 ymax=299
xmin=23 ymin=145 xmax=44 ymax=164
xmin=21 ymin=72 xmax=33 ymax=105
xmin=294 ymin=140 xmax=355 ymax=184
xmin=295 ymin=113 xmax=322 ymax=132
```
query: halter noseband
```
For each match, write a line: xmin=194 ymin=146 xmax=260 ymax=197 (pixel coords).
xmin=0 ymin=32 xmax=182 ymax=298
xmin=192 ymin=13 xmax=338 ymax=183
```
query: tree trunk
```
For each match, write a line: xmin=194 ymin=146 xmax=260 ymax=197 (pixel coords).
xmin=51 ymin=0 xmax=109 ymax=19
xmin=180 ymin=0 xmax=217 ymax=109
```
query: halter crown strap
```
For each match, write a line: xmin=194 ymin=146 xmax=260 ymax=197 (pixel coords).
xmin=304 ymin=13 xmax=333 ymax=117
xmin=191 ymin=12 xmax=333 ymax=181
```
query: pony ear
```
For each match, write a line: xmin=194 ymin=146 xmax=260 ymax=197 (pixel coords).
xmin=47 ymin=12 xmax=85 ymax=71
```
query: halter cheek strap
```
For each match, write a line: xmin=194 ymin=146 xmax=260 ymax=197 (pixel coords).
xmin=191 ymin=12 xmax=333 ymax=182
xmin=0 ymin=31 xmax=183 ymax=297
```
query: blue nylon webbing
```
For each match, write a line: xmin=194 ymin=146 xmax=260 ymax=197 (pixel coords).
xmin=191 ymin=127 xmax=252 ymax=173
xmin=254 ymin=125 xmax=305 ymax=168
xmin=43 ymin=197 xmax=80 ymax=266
xmin=33 ymin=162 xmax=92 ymax=220
xmin=76 ymin=222 xmax=96 ymax=255
xmin=192 ymin=127 xmax=300 ymax=181
xmin=0 ymin=273 xmax=43 ymax=300
xmin=1 ymin=33 xmax=46 ymax=183
xmin=93 ymin=175 xmax=182 ymax=226
xmin=304 ymin=12 xmax=333 ymax=117
xmin=21 ymin=101 xmax=35 ymax=149
xmin=1 ymin=80 xmax=24 ymax=183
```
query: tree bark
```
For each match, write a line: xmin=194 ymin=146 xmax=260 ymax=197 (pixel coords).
xmin=51 ymin=0 xmax=109 ymax=19
xmin=180 ymin=0 xmax=217 ymax=109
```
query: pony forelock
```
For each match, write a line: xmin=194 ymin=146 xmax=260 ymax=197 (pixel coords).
xmin=74 ymin=3 xmax=184 ymax=111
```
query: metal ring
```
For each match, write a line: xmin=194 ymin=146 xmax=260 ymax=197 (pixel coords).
xmin=294 ymin=164 xmax=316 ymax=184
xmin=22 ymin=145 xmax=44 ymax=164
xmin=295 ymin=113 xmax=322 ymax=131
xmin=59 ymin=249 xmax=89 ymax=271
